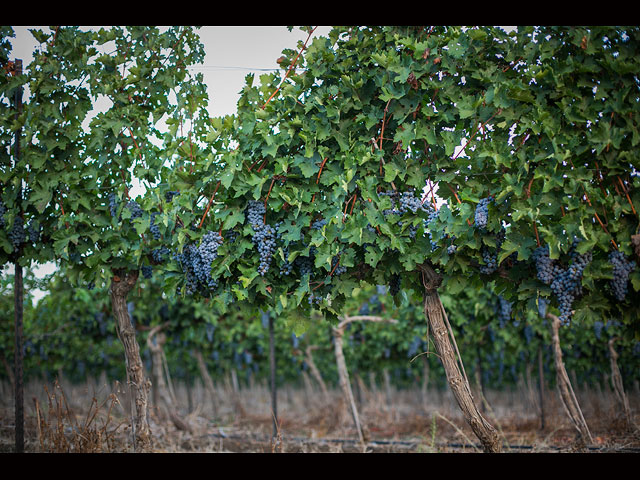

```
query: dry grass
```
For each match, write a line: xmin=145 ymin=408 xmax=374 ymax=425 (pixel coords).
xmin=1 ymin=375 xmax=639 ymax=453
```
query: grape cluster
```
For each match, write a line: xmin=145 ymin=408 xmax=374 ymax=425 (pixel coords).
xmin=108 ymin=193 xmax=119 ymax=218
xmin=311 ymin=218 xmax=328 ymax=230
xmin=537 ymin=297 xmax=548 ymax=319
xmin=26 ymin=220 xmax=39 ymax=243
xmin=280 ymin=245 xmax=293 ymax=276
xmin=165 ymin=190 xmax=180 ymax=202
xmin=380 ymin=189 xmax=439 ymax=244
xmin=174 ymin=232 xmax=223 ymax=295
xmin=152 ymin=246 xmax=170 ymax=263
xmin=359 ymin=293 xmax=382 ymax=315
xmin=246 ymin=200 xmax=265 ymax=227
xmin=150 ymin=212 xmax=161 ymax=240
xmin=0 ymin=199 xmax=6 ymax=228
xmin=205 ymin=323 xmax=215 ymax=342
xmin=551 ymin=249 xmax=591 ymax=325
xmin=533 ymin=242 xmax=591 ymax=325
xmin=532 ymin=245 xmax=559 ymax=284
xmin=141 ymin=265 xmax=153 ymax=279
xmin=308 ymin=292 xmax=323 ymax=306
xmin=198 ymin=231 xmax=224 ymax=268
xmin=608 ymin=250 xmax=636 ymax=301
xmin=497 ymin=296 xmax=512 ymax=327
xmin=331 ymin=254 xmax=347 ymax=276
xmin=126 ymin=200 xmax=143 ymax=220
xmin=295 ymin=255 xmax=313 ymax=277
xmin=8 ymin=216 xmax=26 ymax=251
xmin=474 ymin=197 xmax=492 ymax=230
xmin=479 ymin=229 xmax=505 ymax=275
xmin=407 ymin=335 xmax=423 ymax=358
xmin=246 ymin=201 xmax=277 ymax=276
xmin=424 ymin=205 xmax=439 ymax=251
xmin=594 ymin=320 xmax=604 ymax=340
xmin=254 ymin=224 xmax=276 ymax=276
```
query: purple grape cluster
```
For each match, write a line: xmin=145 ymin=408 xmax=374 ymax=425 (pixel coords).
xmin=174 ymin=231 xmax=224 ymax=295
xmin=26 ymin=220 xmax=39 ymax=243
xmin=551 ymin=249 xmax=591 ymax=325
xmin=150 ymin=212 xmax=161 ymax=240
xmin=152 ymin=246 xmax=170 ymax=263
xmin=532 ymin=242 xmax=592 ymax=325
xmin=608 ymin=250 xmax=636 ymax=301
xmin=246 ymin=200 xmax=277 ymax=276
xmin=280 ymin=245 xmax=293 ymax=276
xmin=141 ymin=265 xmax=153 ymax=279
xmin=479 ymin=229 xmax=505 ymax=275
xmin=537 ymin=297 xmax=548 ymax=318
xmin=126 ymin=200 xmax=143 ymax=220
xmin=0 ymin=198 xmax=6 ymax=228
xmin=108 ymin=193 xmax=119 ymax=218
xmin=474 ymin=197 xmax=491 ymax=230
xmin=198 ymin=231 xmax=224 ymax=267
xmin=8 ymin=216 xmax=25 ymax=251
xmin=497 ymin=296 xmax=512 ymax=327
xmin=164 ymin=190 xmax=180 ymax=202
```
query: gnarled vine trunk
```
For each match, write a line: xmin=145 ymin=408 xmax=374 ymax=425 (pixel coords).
xmin=147 ymin=324 xmax=192 ymax=433
xmin=417 ymin=263 xmax=501 ymax=453
xmin=608 ymin=337 xmax=634 ymax=429
xmin=547 ymin=312 xmax=593 ymax=444
xmin=305 ymin=345 xmax=330 ymax=403
xmin=193 ymin=349 xmax=219 ymax=418
xmin=110 ymin=269 xmax=152 ymax=452
xmin=333 ymin=314 xmax=397 ymax=445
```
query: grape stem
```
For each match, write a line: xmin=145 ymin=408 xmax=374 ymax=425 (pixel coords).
xmin=198 ymin=180 xmax=221 ymax=229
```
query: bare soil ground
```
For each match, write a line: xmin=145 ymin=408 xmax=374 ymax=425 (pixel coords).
xmin=1 ymin=375 xmax=639 ymax=453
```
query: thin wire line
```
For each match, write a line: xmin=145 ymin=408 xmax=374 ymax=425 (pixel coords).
xmin=187 ymin=65 xmax=282 ymax=72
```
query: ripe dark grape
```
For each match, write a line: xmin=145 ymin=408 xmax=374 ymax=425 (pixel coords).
xmin=537 ymin=297 xmax=548 ymax=319
xmin=8 ymin=216 xmax=26 ymax=251
xmin=534 ymin=241 xmax=591 ymax=326
xmin=152 ymin=246 xmax=170 ymax=263
xmin=608 ymin=250 xmax=636 ymax=301
xmin=280 ymin=245 xmax=293 ymax=275
xmin=174 ymin=231 xmax=224 ymax=295
xmin=331 ymin=255 xmax=347 ymax=276
xmin=295 ymin=255 xmax=313 ymax=277
xmin=479 ymin=229 xmax=505 ymax=274
xmin=165 ymin=190 xmax=180 ymax=202
xmin=141 ymin=265 xmax=153 ymax=279
xmin=126 ymin=200 xmax=143 ymax=220
xmin=246 ymin=201 xmax=276 ymax=276
xmin=26 ymin=220 xmax=39 ymax=243
xmin=150 ymin=212 xmax=161 ymax=240
xmin=497 ymin=296 xmax=512 ymax=327
xmin=474 ymin=197 xmax=491 ymax=230
xmin=532 ymin=246 xmax=555 ymax=284
xmin=108 ymin=193 xmax=120 ymax=218
xmin=594 ymin=321 xmax=604 ymax=340
xmin=0 ymin=199 xmax=6 ymax=228
xmin=311 ymin=218 xmax=327 ymax=230
xmin=246 ymin=200 xmax=265 ymax=227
